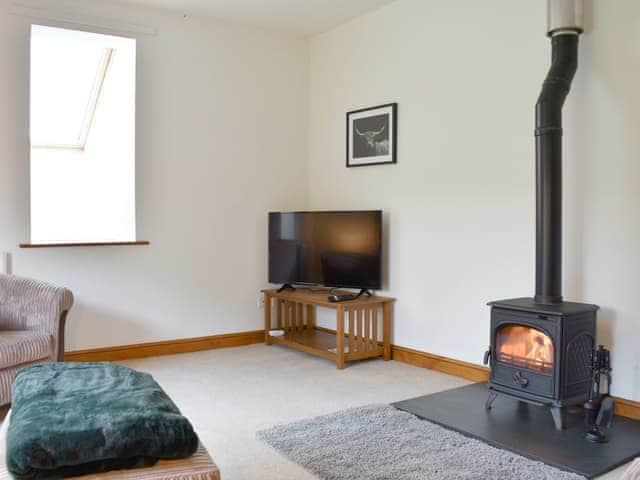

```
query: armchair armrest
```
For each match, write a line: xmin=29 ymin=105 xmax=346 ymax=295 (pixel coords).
xmin=0 ymin=274 xmax=74 ymax=361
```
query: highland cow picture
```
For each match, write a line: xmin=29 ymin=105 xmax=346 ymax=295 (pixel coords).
xmin=347 ymin=103 xmax=397 ymax=167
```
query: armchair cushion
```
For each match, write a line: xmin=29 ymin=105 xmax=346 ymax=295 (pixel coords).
xmin=0 ymin=331 xmax=51 ymax=369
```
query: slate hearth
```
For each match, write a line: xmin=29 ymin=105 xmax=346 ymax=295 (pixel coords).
xmin=394 ymin=383 xmax=640 ymax=479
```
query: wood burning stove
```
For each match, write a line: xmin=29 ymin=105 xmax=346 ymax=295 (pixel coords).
xmin=485 ymin=298 xmax=597 ymax=430
xmin=485 ymin=0 xmax=599 ymax=431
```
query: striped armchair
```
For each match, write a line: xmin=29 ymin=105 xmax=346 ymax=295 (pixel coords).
xmin=0 ymin=274 xmax=73 ymax=406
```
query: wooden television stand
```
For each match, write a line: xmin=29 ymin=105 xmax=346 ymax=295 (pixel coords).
xmin=262 ymin=288 xmax=395 ymax=369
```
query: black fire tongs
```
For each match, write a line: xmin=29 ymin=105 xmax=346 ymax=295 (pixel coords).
xmin=584 ymin=345 xmax=614 ymax=443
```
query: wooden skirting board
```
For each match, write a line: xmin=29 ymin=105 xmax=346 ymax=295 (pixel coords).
xmin=64 ymin=330 xmax=264 ymax=362
xmin=609 ymin=397 xmax=640 ymax=421
xmin=391 ymin=345 xmax=491 ymax=383
xmin=65 ymin=327 xmax=640 ymax=421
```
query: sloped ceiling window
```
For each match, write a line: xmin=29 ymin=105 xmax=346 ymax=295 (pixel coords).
xmin=29 ymin=25 xmax=137 ymax=244
xmin=31 ymin=39 xmax=113 ymax=150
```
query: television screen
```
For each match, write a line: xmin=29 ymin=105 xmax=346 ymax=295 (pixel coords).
xmin=268 ymin=211 xmax=382 ymax=290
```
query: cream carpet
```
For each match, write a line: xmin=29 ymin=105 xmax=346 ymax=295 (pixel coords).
xmin=0 ymin=344 xmax=631 ymax=479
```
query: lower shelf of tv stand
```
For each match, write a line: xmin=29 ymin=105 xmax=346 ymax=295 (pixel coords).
xmin=268 ymin=328 xmax=385 ymax=364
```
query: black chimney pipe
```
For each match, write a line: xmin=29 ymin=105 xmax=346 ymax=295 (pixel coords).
xmin=534 ymin=33 xmax=579 ymax=305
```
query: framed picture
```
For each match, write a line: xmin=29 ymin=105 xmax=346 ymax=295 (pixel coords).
xmin=346 ymin=103 xmax=397 ymax=167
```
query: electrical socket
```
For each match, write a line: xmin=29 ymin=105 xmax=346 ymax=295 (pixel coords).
xmin=257 ymin=293 xmax=265 ymax=309
xmin=1 ymin=252 xmax=10 ymax=275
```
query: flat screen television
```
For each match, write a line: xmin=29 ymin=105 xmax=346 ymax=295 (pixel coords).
xmin=268 ymin=210 xmax=382 ymax=290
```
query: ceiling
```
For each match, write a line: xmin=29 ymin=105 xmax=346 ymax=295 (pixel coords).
xmin=115 ymin=0 xmax=397 ymax=36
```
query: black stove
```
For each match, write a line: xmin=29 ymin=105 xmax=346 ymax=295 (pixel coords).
xmin=485 ymin=298 xmax=597 ymax=430
xmin=485 ymin=1 xmax=599 ymax=431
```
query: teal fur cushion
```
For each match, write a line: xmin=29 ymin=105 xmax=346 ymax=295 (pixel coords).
xmin=7 ymin=362 xmax=198 ymax=479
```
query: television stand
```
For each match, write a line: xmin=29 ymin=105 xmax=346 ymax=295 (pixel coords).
xmin=262 ymin=288 xmax=395 ymax=369
xmin=276 ymin=283 xmax=296 ymax=293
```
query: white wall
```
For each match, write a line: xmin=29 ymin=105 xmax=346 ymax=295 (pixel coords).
xmin=307 ymin=0 xmax=640 ymax=400
xmin=2 ymin=0 xmax=639 ymax=402
xmin=0 ymin=0 xmax=308 ymax=349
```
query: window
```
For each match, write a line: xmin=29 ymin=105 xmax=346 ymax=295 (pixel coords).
xmin=29 ymin=25 xmax=137 ymax=245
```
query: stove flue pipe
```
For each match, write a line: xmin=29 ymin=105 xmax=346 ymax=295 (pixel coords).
xmin=534 ymin=0 xmax=583 ymax=305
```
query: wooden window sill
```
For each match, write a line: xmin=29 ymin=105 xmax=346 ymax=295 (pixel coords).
xmin=19 ymin=241 xmax=150 ymax=248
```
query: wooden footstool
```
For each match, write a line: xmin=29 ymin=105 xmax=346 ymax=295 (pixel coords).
xmin=0 ymin=412 xmax=220 ymax=480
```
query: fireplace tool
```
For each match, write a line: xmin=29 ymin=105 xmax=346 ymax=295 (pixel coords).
xmin=584 ymin=345 xmax=614 ymax=443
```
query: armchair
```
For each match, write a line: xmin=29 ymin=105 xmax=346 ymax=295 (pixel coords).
xmin=0 ymin=274 xmax=73 ymax=406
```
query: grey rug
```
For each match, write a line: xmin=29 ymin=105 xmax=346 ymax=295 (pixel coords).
xmin=257 ymin=404 xmax=586 ymax=480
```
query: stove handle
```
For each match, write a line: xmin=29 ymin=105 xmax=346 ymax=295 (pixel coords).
xmin=513 ymin=371 xmax=530 ymax=388
xmin=483 ymin=348 xmax=491 ymax=365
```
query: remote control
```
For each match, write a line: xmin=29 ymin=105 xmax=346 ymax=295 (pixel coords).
xmin=328 ymin=294 xmax=357 ymax=303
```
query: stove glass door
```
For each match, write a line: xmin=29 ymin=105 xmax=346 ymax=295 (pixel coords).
xmin=495 ymin=324 xmax=554 ymax=374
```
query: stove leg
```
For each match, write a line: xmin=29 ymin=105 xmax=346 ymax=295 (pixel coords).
xmin=550 ymin=406 xmax=566 ymax=431
xmin=485 ymin=392 xmax=498 ymax=410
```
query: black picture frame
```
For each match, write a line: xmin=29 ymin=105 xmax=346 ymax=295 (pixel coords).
xmin=346 ymin=103 xmax=397 ymax=168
